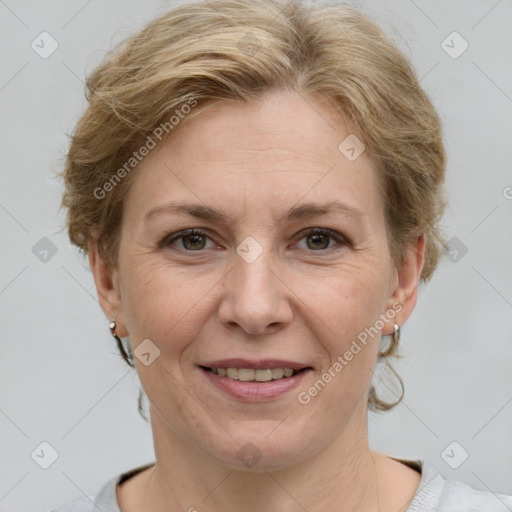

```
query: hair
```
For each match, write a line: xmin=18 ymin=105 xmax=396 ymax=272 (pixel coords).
xmin=58 ymin=0 xmax=446 ymax=417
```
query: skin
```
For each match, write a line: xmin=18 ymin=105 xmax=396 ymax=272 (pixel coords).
xmin=89 ymin=89 xmax=424 ymax=511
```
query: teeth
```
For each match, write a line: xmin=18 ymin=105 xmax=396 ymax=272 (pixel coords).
xmin=255 ymin=369 xmax=272 ymax=382
xmin=226 ymin=368 xmax=238 ymax=379
xmin=271 ymin=368 xmax=284 ymax=379
xmin=208 ymin=367 xmax=298 ymax=381
xmin=238 ymin=368 xmax=255 ymax=381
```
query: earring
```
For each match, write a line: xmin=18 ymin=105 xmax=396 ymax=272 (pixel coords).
xmin=393 ymin=323 xmax=400 ymax=343
xmin=378 ymin=323 xmax=400 ymax=359
xmin=109 ymin=320 xmax=135 ymax=367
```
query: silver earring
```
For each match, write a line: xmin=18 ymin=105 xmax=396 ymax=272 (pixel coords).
xmin=109 ymin=320 xmax=135 ymax=367
xmin=378 ymin=323 xmax=400 ymax=359
xmin=393 ymin=323 xmax=400 ymax=342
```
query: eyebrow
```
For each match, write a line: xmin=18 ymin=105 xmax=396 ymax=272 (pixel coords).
xmin=144 ymin=200 xmax=365 ymax=224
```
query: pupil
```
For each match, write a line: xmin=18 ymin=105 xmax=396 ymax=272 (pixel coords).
xmin=309 ymin=234 xmax=328 ymax=249
xmin=185 ymin=234 xmax=204 ymax=249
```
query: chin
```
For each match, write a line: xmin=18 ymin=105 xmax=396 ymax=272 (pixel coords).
xmin=206 ymin=428 xmax=319 ymax=473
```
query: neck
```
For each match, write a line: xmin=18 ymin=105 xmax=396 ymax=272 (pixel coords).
xmin=141 ymin=403 xmax=381 ymax=512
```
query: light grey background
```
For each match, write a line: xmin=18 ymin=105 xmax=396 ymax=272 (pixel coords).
xmin=1 ymin=0 xmax=511 ymax=510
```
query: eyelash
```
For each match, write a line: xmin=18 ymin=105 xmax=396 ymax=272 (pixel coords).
xmin=160 ymin=228 xmax=349 ymax=253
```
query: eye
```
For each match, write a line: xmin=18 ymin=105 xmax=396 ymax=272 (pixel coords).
xmin=160 ymin=227 xmax=348 ymax=253
xmin=161 ymin=229 xmax=215 ymax=251
xmin=294 ymin=228 xmax=347 ymax=252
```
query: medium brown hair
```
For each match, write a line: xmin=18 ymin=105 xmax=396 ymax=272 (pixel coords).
xmin=58 ymin=0 xmax=446 ymax=415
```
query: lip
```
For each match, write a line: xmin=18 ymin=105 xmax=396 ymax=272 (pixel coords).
xmin=199 ymin=365 xmax=313 ymax=402
xmin=199 ymin=358 xmax=310 ymax=371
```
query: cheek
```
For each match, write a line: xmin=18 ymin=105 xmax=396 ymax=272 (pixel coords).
xmin=120 ymin=256 xmax=218 ymax=350
xmin=308 ymin=260 xmax=390 ymax=336
xmin=302 ymin=262 xmax=389 ymax=395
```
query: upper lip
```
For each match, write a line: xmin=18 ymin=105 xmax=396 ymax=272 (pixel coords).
xmin=200 ymin=359 xmax=311 ymax=371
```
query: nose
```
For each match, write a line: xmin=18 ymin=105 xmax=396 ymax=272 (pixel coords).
xmin=217 ymin=244 xmax=293 ymax=336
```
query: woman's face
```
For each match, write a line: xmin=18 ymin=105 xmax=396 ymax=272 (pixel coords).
xmin=92 ymin=89 xmax=423 ymax=471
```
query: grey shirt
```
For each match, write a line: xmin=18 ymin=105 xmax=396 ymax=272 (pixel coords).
xmin=50 ymin=459 xmax=512 ymax=511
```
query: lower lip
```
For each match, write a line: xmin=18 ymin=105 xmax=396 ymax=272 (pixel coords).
xmin=200 ymin=367 xmax=312 ymax=402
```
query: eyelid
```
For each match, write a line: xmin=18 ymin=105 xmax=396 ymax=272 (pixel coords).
xmin=160 ymin=227 xmax=350 ymax=251
xmin=160 ymin=228 xmax=215 ymax=249
xmin=292 ymin=227 xmax=350 ymax=251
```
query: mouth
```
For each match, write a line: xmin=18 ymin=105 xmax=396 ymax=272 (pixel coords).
xmin=200 ymin=366 xmax=310 ymax=382
xmin=197 ymin=359 xmax=313 ymax=401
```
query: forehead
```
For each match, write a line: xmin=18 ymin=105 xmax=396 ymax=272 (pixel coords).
xmin=124 ymin=89 xmax=384 ymax=225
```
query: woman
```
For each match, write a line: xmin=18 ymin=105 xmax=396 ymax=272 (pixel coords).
xmin=53 ymin=0 xmax=512 ymax=510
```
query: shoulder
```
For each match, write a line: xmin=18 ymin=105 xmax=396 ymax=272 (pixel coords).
xmin=49 ymin=463 xmax=154 ymax=512
xmin=406 ymin=459 xmax=512 ymax=511
xmin=48 ymin=495 xmax=97 ymax=512
xmin=434 ymin=478 xmax=512 ymax=512
xmin=49 ymin=474 xmax=120 ymax=512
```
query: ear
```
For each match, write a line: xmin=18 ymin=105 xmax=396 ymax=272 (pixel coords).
xmin=382 ymin=235 xmax=426 ymax=335
xmin=88 ymin=239 xmax=128 ymax=337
